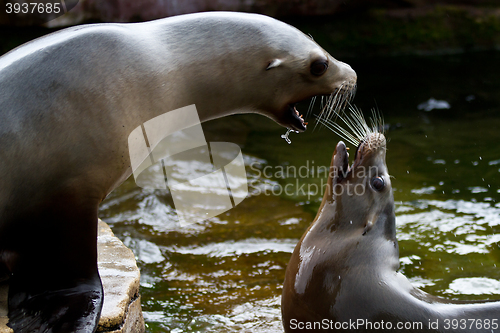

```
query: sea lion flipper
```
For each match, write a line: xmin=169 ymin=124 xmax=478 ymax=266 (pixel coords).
xmin=4 ymin=196 xmax=103 ymax=332
xmin=7 ymin=273 xmax=103 ymax=333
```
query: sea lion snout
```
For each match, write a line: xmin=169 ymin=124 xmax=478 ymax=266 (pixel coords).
xmin=330 ymin=132 xmax=387 ymax=186
xmin=360 ymin=132 xmax=386 ymax=154
xmin=329 ymin=58 xmax=357 ymax=96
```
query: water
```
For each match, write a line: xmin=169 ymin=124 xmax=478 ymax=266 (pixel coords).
xmin=280 ymin=129 xmax=298 ymax=145
xmin=98 ymin=52 xmax=500 ymax=331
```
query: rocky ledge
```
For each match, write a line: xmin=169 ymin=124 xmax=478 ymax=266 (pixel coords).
xmin=0 ymin=220 xmax=145 ymax=333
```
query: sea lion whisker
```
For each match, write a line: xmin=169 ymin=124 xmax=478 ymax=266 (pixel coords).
xmin=314 ymin=92 xmax=336 ymax=131
xmin=339 ymin=89 xmax=353 ymax=116
xmin=328 ymin=103 xmax=386 ymax=149
xmin=313 ymin=81 xmax=357 ymax=132
xmin=334 ymin=111 xmax=366 ymax=146
xmin=350 ymin=105 xmax=372 ymax=138
xmin=313 ymin=96 xmax=327 ymax=130
xmin=327 ymin=86 xmax=344 ymax=120
xmin=305 ymin=96 xmax=317 ymax=119
xmin=349 ymin=84 xmax=357 ymax=102
xmin=325 ymin=91 xmax=339 ymax=121
xmin=332 ymin=125 xmax=360 ymax=147
xmin=321 ymin=115 xmax=357 ymax=141
xmin=315 ymin=116 xmax=359 ymax=147
xmin=370 ymin=107 xmax=385 ymax=134
xmin=342 ymin=106 xmax=367 ymax=142
xmin=339 ymin=95 xmax=349 ymax=116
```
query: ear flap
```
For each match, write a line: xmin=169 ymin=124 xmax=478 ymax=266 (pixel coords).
xmin=266 ymin=59 xmax=283 ymax=70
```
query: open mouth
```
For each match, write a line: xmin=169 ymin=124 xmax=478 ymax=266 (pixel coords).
xmin=332 ymin=131 xmax=386 ymax=184
xmin=286 ymin=102 xmax=307 ymax=132
xmin=332 ymin=140 xmax=365 ymax=184
xmin=285 ymin=83 xmax=357 ymax=133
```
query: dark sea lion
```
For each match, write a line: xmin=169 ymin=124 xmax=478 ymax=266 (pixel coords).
xmin=0 ymin=11 xmax=356 ymax=332
xmin=282 ymin=111 xmax=500 ymax=332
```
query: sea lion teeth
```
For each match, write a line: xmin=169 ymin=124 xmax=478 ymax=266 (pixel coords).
xmin=288 ymin=104 xmax=307 ymax=131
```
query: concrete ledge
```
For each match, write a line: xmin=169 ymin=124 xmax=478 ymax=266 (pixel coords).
xmin=0 ymin=220 xmax=144 ymax=333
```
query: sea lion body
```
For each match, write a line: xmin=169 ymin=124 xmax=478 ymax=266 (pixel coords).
xmin=282 ymin=124 xmax=500 ymax=332
xmin=0 ymin=12 xmax=356 ymax=332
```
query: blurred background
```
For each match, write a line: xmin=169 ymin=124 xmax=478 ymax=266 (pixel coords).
xmin=1 ymin=1 xmax=500 ymax=332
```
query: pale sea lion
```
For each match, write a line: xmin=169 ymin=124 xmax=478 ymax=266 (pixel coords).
xmin=0 ymin=11 xmax=356 ymax=332
xmin=282 ymin=110 xmax=500 ymax=332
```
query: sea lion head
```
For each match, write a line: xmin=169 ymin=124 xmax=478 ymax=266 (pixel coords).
xmin=326 ymin=132 xmax=394 ymax=238
xmin=282 ymin=111 xmax=399 ymax=327
xmin=173 ymin=12 xmax=357 ymax=132
xmin=256 ymin=24 xmax=357 ymax=132
xmin=259 ymin=40 xmax=357 ymax=132
xmin=311 ymin=109 xmax=396 ymax=242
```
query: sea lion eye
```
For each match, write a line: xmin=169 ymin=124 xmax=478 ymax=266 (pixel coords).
xmin=371 ymin=176 xmax=385 ymax=191
xmin=310 ymin=60 xmax=328 ymax=76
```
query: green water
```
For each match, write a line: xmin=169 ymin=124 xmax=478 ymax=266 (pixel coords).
xmin=98 ymin=52 xmax=500 ymax=331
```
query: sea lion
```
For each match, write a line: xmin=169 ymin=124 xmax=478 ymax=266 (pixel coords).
xmin=0 ymin=11 xmax=356 ymax=332
xmin=282 ymin=111 xmax=500 ymax=332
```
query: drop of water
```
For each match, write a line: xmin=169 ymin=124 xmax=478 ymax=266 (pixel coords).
xmin=281 ymin=128 xmax=298 ymax=144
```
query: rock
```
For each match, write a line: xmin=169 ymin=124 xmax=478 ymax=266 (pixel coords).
xmin=0 ymin=284 xmax=11 ymax=333
xmin=0 ymin=220 xmax=145 ymax=333
xmin=96 ymin=220 xmax=145 ymax=333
